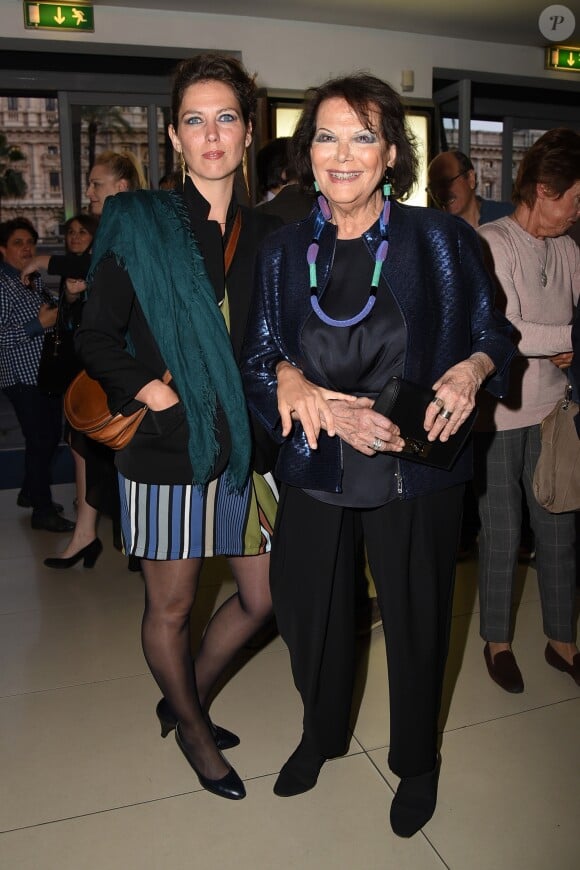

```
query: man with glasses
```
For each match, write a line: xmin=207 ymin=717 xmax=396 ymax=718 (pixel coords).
xmin=427 ymin=150 xmax=512 ymax=229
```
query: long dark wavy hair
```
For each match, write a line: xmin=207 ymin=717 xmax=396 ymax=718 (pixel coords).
xmin=291 ymin=73 xmax=419 ymax=200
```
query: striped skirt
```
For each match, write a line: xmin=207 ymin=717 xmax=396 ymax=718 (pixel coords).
xmin=118 ymin=471 xmax=278 ymax=560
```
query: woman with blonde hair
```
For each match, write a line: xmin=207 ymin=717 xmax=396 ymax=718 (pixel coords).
xmin=86 ymin=150 xmax=147 ymax=216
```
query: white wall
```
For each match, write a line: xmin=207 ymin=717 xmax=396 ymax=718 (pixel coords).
xmin=2 ymin=2 xmax=578 ymax=97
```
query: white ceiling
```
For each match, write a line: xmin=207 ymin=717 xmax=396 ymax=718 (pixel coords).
xmin=101 ymin=0 xmax=579 ymax=48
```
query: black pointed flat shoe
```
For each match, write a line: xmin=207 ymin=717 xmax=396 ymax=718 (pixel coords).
xmin=545 ymin=643 xmax=580 ymax=686
xmin=273 ymin=734 xmax=326 ymax=797
xmin=483 ymin=643 xmax=524 ymax=693
xmin=44 ymin=538 xmax=103 ymax=569
xmin=155 ymin=699 xmax=240 ymax=750
xmin=175 ymin=724 xmax=245 ymax=800
xmin=390 ymin=760 xmax=440 ymax=838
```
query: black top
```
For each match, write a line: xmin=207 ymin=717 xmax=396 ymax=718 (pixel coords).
xmin=302 ymin=236 xmax=406 ymax=507
xmin=77 ymin=180 xmax=282 ymax=484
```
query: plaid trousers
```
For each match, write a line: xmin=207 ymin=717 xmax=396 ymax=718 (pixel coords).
xmin=474 ymin=425 xmax=576 ymax=642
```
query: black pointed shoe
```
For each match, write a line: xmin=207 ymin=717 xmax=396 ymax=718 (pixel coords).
xmin=545 ymin=643 xmax=580 ymax=686
xmin=390 ymin=760 xmax=440 ymax=838
xmin=175 ymin=724 xmax=245 ymax=800
xmin=484 ymin=643 xmax=524 ymax=693
xmin=273 ymin=734 xmax=326 ymax=797
xmin=155 ymin=699 xmax=240 ymax=750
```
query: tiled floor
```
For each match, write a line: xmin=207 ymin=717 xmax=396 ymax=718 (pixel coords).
xmin=0 ymin=482 xmax=578 ymax=869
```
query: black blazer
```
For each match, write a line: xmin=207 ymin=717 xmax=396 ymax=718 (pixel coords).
xmin=77 ymin=181 xmax=281 ymax=484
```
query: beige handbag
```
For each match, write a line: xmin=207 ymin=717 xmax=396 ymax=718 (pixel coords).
xmin=533 ymin=384 xmax=580 ymax=513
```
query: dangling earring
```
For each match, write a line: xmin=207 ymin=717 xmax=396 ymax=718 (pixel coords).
xmin=313 ymin=180 xmax=332 ymax=220
xmin=242 ymin=149 xmax=250 ymax=197
xmin=383 ymin=166 xmax=393 ymax=199
xmin=179 ymin=151 xmax=187 ymax=184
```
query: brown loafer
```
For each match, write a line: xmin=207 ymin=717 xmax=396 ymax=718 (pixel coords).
xmin=544 ymin=643 xmax=580 ymax=687
xmin=483 ymin=643 xmax=524 ymax=693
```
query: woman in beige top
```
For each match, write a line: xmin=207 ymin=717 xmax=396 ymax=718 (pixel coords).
xmin=475 ymin=128 xmax=580 ymax=693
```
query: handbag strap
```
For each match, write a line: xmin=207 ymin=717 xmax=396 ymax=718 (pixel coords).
xmin=224 ymin=208 xmax=242 ymax=276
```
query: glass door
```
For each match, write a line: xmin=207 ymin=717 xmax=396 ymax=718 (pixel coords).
xmin=58 ymin=92 xmax=173 ymax=218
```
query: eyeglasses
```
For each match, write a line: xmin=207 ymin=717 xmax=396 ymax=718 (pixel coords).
xmin=426 ymin=169 xmax=469 ymax=199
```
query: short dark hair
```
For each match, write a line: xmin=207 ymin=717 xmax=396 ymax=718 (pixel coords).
xmin=171 ymin=53 xmax=257 ymax=131
xmin=63 ymin=213 xmax=99 ymax=239
xmin=512 ymin=128 xmax=580 ymax=207
xmin=256 ymin=137 xmax=294 ymax=196
xmin=291 ymin=73 xmax=418 ymax=199
xmin=0 ymin=217 xmax=38 ymax=249
xmin=447 ymin=150 xmax=474 ymax=174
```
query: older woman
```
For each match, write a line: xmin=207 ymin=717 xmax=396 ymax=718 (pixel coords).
xmin=242 ymin=73 xmax=515 ymax=837
xmin=475 ymin=128 xmax=580 ymax=693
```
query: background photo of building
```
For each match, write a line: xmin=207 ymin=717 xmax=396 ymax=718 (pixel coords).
xmin=1 ymin=94 xmax=546 ymax=243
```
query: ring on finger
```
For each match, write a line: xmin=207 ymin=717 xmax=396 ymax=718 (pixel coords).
xmin=431 ymin=396 xmax=444 ymax=409
xmin=372 ymin=437 xmax=384 ymax=451
xmin=438 ymin=408 xmax=453 ymax=421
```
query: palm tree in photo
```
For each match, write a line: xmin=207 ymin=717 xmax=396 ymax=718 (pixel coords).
xmin=82 ymin=105 xmax=135 ymax=170
xmin=72 ymin=105 xmax=136 ymax=210
xmin=0 ymin=132 xmax=27 ymax=222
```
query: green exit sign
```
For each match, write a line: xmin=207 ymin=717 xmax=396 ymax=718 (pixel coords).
xmin=545 ymin=45 xmax=580 ymax=72
xmin=23 ymin=2 xmax=94 ymax=32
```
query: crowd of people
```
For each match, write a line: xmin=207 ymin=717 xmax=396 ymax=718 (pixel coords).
xmin=1 ymin=52 xmax=579 ymax=837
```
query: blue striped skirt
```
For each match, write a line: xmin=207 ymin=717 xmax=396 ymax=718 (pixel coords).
xmin=118 ymin=471 xmax=278 ymax=560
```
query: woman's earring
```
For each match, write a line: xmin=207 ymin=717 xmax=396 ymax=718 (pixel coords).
xmin=383 ymin=167 xmax=393 ymax=199
xmin=313 ymin=180 xmax=332 ymax=220
xmin=179 ymin=151 xmax=187 ymax=184
xmin=242 ymin=149 xmax=250 ymax=197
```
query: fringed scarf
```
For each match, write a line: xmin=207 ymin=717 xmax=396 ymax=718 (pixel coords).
xmin=88 ymin=189 xmax=251 ymax=489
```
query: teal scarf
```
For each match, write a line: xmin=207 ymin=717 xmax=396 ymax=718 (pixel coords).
xmin=88 ymin=189 xmax=251 ymax=489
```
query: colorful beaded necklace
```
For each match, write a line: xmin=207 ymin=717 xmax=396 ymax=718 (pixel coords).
xmin=307 ymin=186 xmax=391 ymax=328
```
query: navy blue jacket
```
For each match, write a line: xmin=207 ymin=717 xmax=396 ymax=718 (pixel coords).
xmin=241 ymin=202 xmax=515 ymax=500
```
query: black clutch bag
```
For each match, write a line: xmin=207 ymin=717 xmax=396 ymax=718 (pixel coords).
xmin=373 ymin=376 xmax=477 ymax=470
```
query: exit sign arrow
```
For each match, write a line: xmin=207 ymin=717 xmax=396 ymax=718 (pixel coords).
xmin=23 ymin=2 xmax=95 ymax=32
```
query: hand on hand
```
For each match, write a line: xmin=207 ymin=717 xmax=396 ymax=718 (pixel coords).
xmin=329 ymin=397 xmax=405 ymax=455
xmin=276 ymin=361 xmax=356 ymax=449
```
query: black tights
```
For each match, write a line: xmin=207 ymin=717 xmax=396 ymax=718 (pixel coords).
xmin=141 ymin=554 xmax=271 ymax=779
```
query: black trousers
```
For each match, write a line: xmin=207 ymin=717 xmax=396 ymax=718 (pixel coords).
xmin=4 ymin=383 xmax=63 ymax=513
xmin=271 ymin=483 xmax=464 ymax=778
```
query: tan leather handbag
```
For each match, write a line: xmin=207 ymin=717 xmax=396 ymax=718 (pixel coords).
xmin=65 ymin=369 xmax=170 ymax=450
xmin=533 ymin=384 xmax=580 ymax=513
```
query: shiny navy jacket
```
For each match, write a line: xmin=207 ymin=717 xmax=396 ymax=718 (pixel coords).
xmin=241 ymin=201 xmax=515 ymax=500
